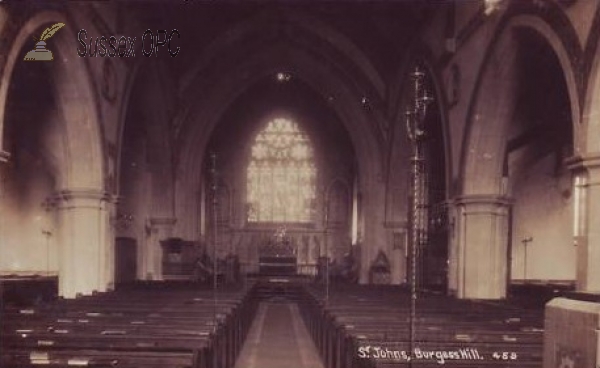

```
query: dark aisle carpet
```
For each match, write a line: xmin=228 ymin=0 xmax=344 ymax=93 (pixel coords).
xmin=234 ymin=301 xmax=324 ymax=368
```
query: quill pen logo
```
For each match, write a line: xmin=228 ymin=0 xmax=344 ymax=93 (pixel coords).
xmin=23 ymin=23 xmax=65 ymax=61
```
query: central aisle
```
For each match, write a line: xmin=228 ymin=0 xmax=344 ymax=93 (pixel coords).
xmin=234 ymin=301 xmax=325 ymax=368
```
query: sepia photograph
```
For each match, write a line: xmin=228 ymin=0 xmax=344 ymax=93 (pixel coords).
xmin=0 ymin=0 xmax=599 ymax=367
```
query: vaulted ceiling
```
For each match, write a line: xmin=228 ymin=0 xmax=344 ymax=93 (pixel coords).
xmin=123 ymin=1 xmax=437 ymax=85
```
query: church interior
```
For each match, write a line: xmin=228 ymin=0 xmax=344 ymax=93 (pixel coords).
xmin=2 ymin=0 xmax=600 ymax=367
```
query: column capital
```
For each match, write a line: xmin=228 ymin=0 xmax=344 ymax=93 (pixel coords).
xmin=565 ymin=153 xmax=600 ymax=171
xmin=56 ymin=188 xmax=110 ymax=201
xmin=53 ymin=188 xmax=111 ymax=210
xmin=453 ymin=194 xmax=512 ymax=216
xmin=0 ymin=150 xmax=10 ymax=163
xmin=453 ymin=194 xmax=513 ymax=207
xmin=105 ymin=194 xmax=121 ymax=204
xmin=566 ymin=154 xmax=600 ymax=186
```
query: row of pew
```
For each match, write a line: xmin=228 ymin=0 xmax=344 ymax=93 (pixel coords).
xmin=1 ymin=282 xmax=257 ymax=368
xmin=0 ymin=275 xmax=58 ymax=306
xmin=299 ymin=284 xmax=544 ymax=368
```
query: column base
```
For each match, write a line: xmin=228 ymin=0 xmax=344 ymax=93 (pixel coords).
xmin=453 ymin=195 xmax=512 ymax=299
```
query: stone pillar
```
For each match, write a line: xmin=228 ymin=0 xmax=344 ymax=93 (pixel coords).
xmin=568 ymin=154 xmax=600 ymax=292
xmin=452 ymin=195 xmax=512 ymax=299
xmin=144 ymin=217 xmax=176 ymax=280
xmin=104 ymin=195 xmax=118 ymax=291
xmin=446 ymin=202 xmax=460 ymax=297
xmin=55 ymin=189 xmax=112 ymax=298
xmin=0 ymin=151 xmax=8 ymax=268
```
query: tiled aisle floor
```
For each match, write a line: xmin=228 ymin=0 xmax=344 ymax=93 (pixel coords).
xmin=234 ymin=302 xmax=325 ymax=368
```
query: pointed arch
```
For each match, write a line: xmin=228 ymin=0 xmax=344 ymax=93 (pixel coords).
xmin=0 ymin=11 xmax=105 ymax=190
xmin=461 ymin=15 xmax=580 ymax=196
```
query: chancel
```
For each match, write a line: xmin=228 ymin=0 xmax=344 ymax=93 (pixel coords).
xmin=1 ymin=1 xmax=600 ymax=367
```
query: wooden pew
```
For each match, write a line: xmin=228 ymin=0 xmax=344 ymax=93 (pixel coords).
xmin=1 ymin=281 xmax=259 ymax=368
xmin=299 ymin=284 xmax=544 ymax=368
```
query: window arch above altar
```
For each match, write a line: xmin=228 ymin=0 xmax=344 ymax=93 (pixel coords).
xmin=246 ymin=118 xmax=316 ymax=224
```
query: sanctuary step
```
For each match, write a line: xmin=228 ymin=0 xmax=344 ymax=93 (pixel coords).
xmin=259 ymin=256 xmax=297 ymax=275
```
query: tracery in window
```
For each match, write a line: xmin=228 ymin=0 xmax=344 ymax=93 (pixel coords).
xmin=247 ymin=118 xmax=316 ymax=223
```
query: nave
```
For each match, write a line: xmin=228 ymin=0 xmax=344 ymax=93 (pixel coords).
xmin=1 ymin=277 xmax=552 ymax=368
xmin=3 ymin=1 xmax=600 ymax=367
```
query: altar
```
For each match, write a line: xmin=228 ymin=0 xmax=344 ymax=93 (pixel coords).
xmin=258 ymin=227 xmax=297 ymax=275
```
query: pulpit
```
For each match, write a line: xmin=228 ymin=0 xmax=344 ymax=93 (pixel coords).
xmin=161 ymin=238 xmax=196 ymax=279
xmin=369 ymin=250 xmax=391 ymax=284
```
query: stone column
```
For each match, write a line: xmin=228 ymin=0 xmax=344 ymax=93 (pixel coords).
xmin=0 ymin=151 xmax=8 ymax=270
xmin=144 ymin=217 xmax=176 ymax=280
xmin=568 ymin=154 xmax=600 ymax=292
xmin=55 ymin=189 xmax=111 ymax=298
xmin=447 ymin=203 xmax=459 ymax=296
xmin=104 ymin=195 xmax=118 ymax=291
xmin=452 ymin=195 xmax=512 ymax=299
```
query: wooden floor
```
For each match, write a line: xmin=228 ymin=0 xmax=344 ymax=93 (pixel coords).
xmin=234 ymin=301 xmax=325 ymax=368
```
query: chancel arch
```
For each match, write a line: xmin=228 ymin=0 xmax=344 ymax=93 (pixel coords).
xmin=171 ymin=7 xmax=389 ymax=250
xmin=198 ymin=73 xmax=357 ymax=276
xmin=174 ymin=40 xmax=384 ymax=282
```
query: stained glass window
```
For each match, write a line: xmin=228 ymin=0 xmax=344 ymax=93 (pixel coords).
xmin=247 ymin=118 xmax=316 ymax=223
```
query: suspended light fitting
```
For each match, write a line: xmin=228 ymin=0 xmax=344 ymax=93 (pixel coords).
xmin=276 ymin=72 xmax=292 ymax=82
